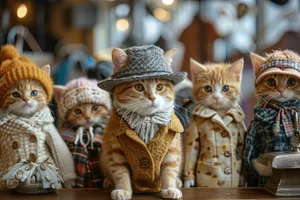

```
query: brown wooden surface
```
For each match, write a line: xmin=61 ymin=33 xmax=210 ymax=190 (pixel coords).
xmin=0 ymin=188 xmax=299 ymax=199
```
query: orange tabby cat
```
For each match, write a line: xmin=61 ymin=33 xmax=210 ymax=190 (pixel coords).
xmin=183 ymin=59 xmax=245 ymax=188
xmin=100 ymin=46 xmax=185 ymax=200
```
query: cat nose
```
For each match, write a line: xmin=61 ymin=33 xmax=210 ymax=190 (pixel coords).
xmin=213 ymin=96 xmax=220 ymax=100
xmin=148 ymin=96 xmax=156 ymax=102
xmin=22 ymin=98 xmax=29 ymax=102
xmin=278 ymin=87 xmax=285 ymax=93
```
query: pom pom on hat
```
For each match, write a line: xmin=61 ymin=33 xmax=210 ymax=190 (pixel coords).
xmin=0 ymin=44 xmax=19 ymax=62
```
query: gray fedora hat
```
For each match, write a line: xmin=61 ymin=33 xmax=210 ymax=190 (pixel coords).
xmin=98 ymin=45 xmax=187 ymax=92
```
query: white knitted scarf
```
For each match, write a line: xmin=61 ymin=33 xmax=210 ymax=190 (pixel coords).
xmin=117 ymin=107 xmax=172 ymax=144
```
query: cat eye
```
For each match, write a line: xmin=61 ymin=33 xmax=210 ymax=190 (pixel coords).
xmin=222 ymin=85 xmax=230 ymax=92
xmin=74 ymin=109 xmax=82 ymax=115
xmin=156 ymin=84 xmax=164 ymax=91
xmin=204 ymin=86 xmax=212 ymax=93
xmin=134 ymin=84 xmax=144 ymax=92
xmin=287 ymin=78 xmax=296 ymax=87
xmin=12 ymin=92 xmax=21 ymax=98
xmin=267 ymin=78 xmax=276 ymax=87
xmin=31 ymin=90 xmax=38 ymax=97
xmin=92 ymin=105 xmax=99 ymax=111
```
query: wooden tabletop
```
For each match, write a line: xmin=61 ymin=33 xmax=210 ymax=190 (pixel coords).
xmin=1 ymin=188 xmax=299 ymax=199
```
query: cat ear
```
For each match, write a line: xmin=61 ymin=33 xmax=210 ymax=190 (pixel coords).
xmin=0 ymin=77 xmax=5 ymax=88
xmin=41 ymin=64 xmax=51 ymax=76
xmin=53 ymin=85 xmax=67 ymax=103
xmin=190 ymin=58 xmax=207 ymax=81
xmin=229 ymin=58 xmax=244 ymax=81
xmin=250 ymin=53 xmax=266 ymax=75
xmin=112 ymin=48 xmax=128 ymax=72
xmin=164 ymin=48 xmax=177 ymax=66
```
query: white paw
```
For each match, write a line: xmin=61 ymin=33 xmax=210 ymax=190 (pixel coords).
xmin=161 ymin=187 xmax=182 ymax=199
xmin=103 ymin=178 xmax=114 ymax=188
xmin=183 ymin=179 xmax=195 ymax=188
xmin=111 ymin=189 xmax=132 ymax=200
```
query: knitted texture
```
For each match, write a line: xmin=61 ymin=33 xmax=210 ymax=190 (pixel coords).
xmin=0 ymin=44 xmax=53 ymax=103
xmin=98 ymin=45 xmax=187 ymax=92
xmin=255 ymin=50 xmax=300 ymax=84
xmin=103 ymin=110 xmax=184 ymax=192
xmin=58 ymin=77 xmax=112 ymax=119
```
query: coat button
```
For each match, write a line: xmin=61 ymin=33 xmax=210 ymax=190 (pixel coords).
xmin=139 ymin=158 xmax=151 ymax=169
xmin=29 ymin=135 xmax=37 ymax=143
xmin=224 ymin=151 xmax=231 ymax=157
xmin=224 ymin=168 xmax=232 ymax=175
xmin=15 ymin=170 xmax=24 ymax=180
xmin=40 ymin=163 xmax=47 ymax=171
xmin=12 ymin=141 xmax=19 ymax=149
xmin=29 ymin=153 xmax=37 ymax=163
xmin=221 ymin=131 xmax=228 ymax=137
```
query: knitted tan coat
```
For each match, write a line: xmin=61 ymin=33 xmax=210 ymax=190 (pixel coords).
xmin=183 ymin=105 xmax=246 ymax=187
xmin=102 ymin=110 xmax=183 ymax=192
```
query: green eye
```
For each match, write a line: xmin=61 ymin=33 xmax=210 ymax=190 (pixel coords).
xmin=31 ymin=90 xmax=38 ymax=97
xmin=267 ymin=78 xmax=276 ymax=87
xmin=156 ymin=84 xmax=164 ymax=91
xmin=204 ymin=86 xmax=212 ymax=93
xmin=74 ymin=109 xmax=82 ymax=115
xmin=287 ymin=78 xmax=296 ymax=87
xmin=92 ymin=105 xmax=99 ymax=111
xmin=134 ymin=84 xmax=144 ymax=92
xmin=12 ymin=92 xmax=21 ymax=98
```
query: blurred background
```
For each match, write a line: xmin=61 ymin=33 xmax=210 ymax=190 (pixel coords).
xmin=1 ymin=0 xmax=300 ymax=125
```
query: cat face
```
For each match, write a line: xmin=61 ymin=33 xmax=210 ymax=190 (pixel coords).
xmin=114 ymin=78 xmax=174 ymax=116
xmin=1 ymin=79 xmax=47 ymax=117
xmin=66 ymin=103 xmax=109 ymax=127
xmin=190 ymin=59 xmax=244 ymax=110
xmin=255 ymin=74 xmax=300 ymax=102
xmin=251 ymin=51 xmax=300 ymax=103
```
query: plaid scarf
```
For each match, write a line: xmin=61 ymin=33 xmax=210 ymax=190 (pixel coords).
xmin=116 ymin=107 xmax=172 ymax=144
xmin=254 ymin=100 xmax=300 ymax=137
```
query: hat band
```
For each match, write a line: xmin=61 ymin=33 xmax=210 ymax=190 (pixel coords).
xmin=257 ymin=59 xmax=300 ymax=77
xmin=112 ymin=70 xmax=173 ymax=79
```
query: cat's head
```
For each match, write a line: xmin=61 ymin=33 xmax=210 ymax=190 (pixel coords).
xmin=111 ymin=47 xmax=177 ymax=116
xmin=251 ymin=50 xmax=300 ymax=102
xmin=1 ymin=65 xmax=50 ymax=117
xmin=190 ymin=58 xmax=244 ymax=110
xmin=54 ymin=77 xmax=111 ymax=127
xmin=65 ymin=103 xmax=109 ymax=127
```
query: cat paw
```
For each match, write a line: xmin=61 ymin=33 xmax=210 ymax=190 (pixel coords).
xmin=111 ymin=189 xmax=132 ymax=200
xmin=161 ymin=187 xmax=182 ymax=199
xmin=103 ymin=178 xmax=114 ymax=188
xmin=183 ymin=179 xmax=195 ymax=188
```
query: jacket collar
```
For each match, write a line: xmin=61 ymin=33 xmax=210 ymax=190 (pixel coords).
xmin=0 ymin=107 xmax=54 ymax=126
xmin=192 ymin=104 xmax=245 ymax=131
xmin=109 ymin=109 xmax=184 ymax=137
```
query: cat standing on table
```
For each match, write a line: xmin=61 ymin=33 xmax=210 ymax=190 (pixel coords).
xmin=98 ymin=45 xmax=186 ymax=200
xmin=244 ymin=50 xmax=300 ymax=186
xmin=183 ymin=59 xmax=246 ymax=188
xmin=54 ymin=77 xmax=111 ymax=188
xmin=0 ymin=45 xmax=75 ymax=193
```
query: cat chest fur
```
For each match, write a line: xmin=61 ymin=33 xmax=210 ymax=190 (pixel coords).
xmin=105 ymin=110 xmax=183 ymax=192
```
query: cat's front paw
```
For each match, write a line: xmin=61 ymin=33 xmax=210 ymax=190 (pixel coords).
xmin=161 ymin=187 xmax=182 ymax=199
xmin=111 ymin=189 xmax=132 ymax=200
xmin=183 ymin=179 xmax=195 ymax=188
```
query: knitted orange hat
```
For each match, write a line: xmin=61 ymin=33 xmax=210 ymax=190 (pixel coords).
xmin=0 ymin=44 xmax=53 ymax=103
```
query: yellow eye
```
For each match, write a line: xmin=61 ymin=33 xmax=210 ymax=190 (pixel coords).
xmin=74 ymin=109 xmax=82 ymax=115
xmin=134 ymin=84 xmax=144 ymax=92
xmin=156 ymin=84 xmax=164 ymax=91
xmin=92 ymin=105 xmax=99 ymax=111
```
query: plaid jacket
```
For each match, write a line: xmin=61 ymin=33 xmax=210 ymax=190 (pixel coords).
xmin=60 ymin=121 xmax=107 ymax=188
xmin=244 ymin=100 xmax=300 ymax=186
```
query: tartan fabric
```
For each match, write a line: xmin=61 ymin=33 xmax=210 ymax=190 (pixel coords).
xmin=60 ymin=120 xmax=107 ymax=188
xmin=244 ymin=100 xmax=300 ymax=186
xmin=257 ymin=59 xmax=300 ymax=77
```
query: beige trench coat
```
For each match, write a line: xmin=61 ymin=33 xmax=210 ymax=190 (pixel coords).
xmin=183 ymin=105 xmax=246 ymax=187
